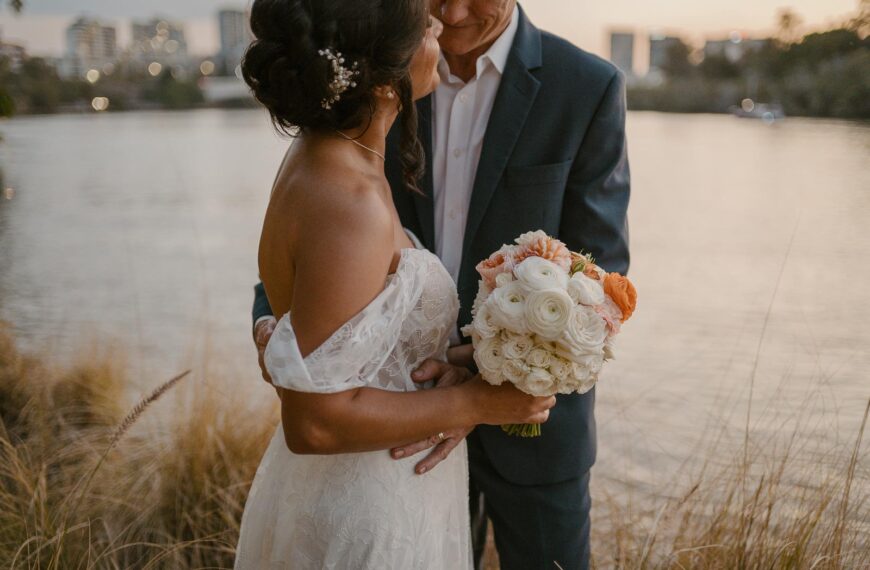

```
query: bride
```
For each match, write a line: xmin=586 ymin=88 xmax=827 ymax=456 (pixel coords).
xmin=233 ymin=1 xmax=555 ymax=568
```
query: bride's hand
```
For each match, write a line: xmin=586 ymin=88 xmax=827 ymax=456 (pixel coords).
xmin=465 ymin=376 xmax=556 ymax=427
xmin=391 ymin=359 xmax=474 ymax=475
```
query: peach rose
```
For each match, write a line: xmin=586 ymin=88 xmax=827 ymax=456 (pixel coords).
xmin=603 ymin=273 xmax=637 ymax=322
xmin=476 ymin=246 xmax=515 ymax=289
xmin=594 ymin=297 xmax=623 ymax=336
xmin=512 ymin=235 xmax=572 ymax=272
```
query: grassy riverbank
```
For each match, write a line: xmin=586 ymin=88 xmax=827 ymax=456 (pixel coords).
xmin=1 ymin=326 xmax=867 ymax=569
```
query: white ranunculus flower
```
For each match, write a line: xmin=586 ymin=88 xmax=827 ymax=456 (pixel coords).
xmin=514 ymin=257 xmax=569 ymax=291
xmin=488 ymin=281 xmax=529 ymax=333
xmin=471 ymin=280 xmax=493 ymax=316
xmin=549 ymin=356 xmax=571 ymax=382
xmin=495 ymin=272 xmax=515 ymax=288
xmin=526 ymin=346 xmax=552 ymax=369
xmin=603 ymin=338 xmax=616 ymax=361
xmin=472 ymin=303 xmax=500 ymax=339
xmin=502 ymin=332 xmax=534 ymax=360
xmin=521 ymin=367 xmax=557 ymax=397
xmin=515 ymin=230 xmax=550 ymax=247
xmin=524 ymin=288 xmax=574 ymax=340
xmin=567 ymin=273 xmax=606 ymax=306
xmin=475 ymin=336 xmax=505 ymax=385
xmin=502 ymin=359 xmax=530 ymax=384
xmin=558 ymin=305 xmax=608 ymax=357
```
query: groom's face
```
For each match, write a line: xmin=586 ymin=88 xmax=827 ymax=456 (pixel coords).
xmin=430 ymin=0 xmax=516 ymax=57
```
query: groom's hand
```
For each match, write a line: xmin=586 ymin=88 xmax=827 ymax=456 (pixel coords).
xmin=390 ymin=359 xmax=474 ymax=475
xmin=255 ymin=317 xmax=278 ymax=385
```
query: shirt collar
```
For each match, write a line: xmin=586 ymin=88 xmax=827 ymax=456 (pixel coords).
xmin=437 ymin=6 xmax=520 ymax=84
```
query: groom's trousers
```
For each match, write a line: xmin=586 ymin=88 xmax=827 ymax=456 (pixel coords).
xmin=467 ymin=431 xmax=592 ymax=570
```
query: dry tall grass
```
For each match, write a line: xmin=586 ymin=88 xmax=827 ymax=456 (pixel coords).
xmin=0 ymin=325 xmax=867 ymax=569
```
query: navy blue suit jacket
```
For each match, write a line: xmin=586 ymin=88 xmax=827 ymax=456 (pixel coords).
xmin=253 ymin=7 xmax=630 ymax=486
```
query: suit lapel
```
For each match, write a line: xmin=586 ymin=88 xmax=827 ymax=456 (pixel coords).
xmin=462 ymin=8 xmax=543 ymax=262
xmin=409 ymin=96 xmax=436 ymax=250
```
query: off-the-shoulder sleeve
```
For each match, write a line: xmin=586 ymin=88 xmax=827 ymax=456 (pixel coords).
xmin=263 ymin=250 xmax=427 ymax=393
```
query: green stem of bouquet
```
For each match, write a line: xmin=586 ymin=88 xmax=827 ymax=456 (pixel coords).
xmin=501 ymin=423 xmax=541 ymax=437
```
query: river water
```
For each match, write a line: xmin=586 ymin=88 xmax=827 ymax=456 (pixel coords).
xmin=0 ymin=109 xmax=868 ymax=494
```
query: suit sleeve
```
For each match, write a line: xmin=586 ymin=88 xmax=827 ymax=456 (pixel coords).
xmin=560 ymin=71 xmax=631 ymax=276
xmin=252 ymin=281 xmax=274 ymax=325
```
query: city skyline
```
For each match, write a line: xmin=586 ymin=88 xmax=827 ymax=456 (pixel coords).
xmin=0 ymin=0 xmax=861 ymax=61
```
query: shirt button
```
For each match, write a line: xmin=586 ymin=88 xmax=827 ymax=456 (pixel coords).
xmin=453 ymin=148 xmax=462 ymax=158
xmin=459 ymin=93 xmax=469 ymax=103
xmin=449 ymin=209 xmax=457 ymax=220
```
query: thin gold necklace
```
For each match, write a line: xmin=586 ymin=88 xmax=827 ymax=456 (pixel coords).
xmin=334 ymin=129 xmax=386 ymax=162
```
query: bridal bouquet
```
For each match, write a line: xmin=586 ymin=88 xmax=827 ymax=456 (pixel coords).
xmin=461 ymin=231 xmax=637 ymax=437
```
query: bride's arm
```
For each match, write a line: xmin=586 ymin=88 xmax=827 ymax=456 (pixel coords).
xmin=273 ymin=186 xmax=552 ymax=455
xmin=280 ymin=377 xmax=520 ymax=455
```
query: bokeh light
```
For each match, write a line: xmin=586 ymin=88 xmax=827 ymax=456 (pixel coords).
xmin=91 ymin=97 xmax=110 ymax=112
xmin=148 ymin=62 xmax=163 ymax=77
xmin=3 ymin=188 xmax=14 ymax=201
xmin=741 ymin=98 xmax=755 ymax=113
xmin=85 ymin=69 xmax=100 ymax=84
xmin=200 ymin=60 xmax=215 ymax=76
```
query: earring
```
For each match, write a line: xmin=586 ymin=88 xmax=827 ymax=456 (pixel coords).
xmin=387 ymin=91 xmax=396 ymax=99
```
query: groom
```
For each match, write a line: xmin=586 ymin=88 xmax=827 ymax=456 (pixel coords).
xmin=252 ymin=1 xmax=630 ymax=568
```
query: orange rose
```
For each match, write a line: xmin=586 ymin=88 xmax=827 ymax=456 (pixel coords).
xmin=603 ymin=273 xmax=637 ymax=322
xmin=512 ymin=235 xmax=572 ymax=271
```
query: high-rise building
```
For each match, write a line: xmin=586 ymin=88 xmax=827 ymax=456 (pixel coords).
xmin=63 ymin=17 xmax=117 ymax=78
xmin=131 ymin=18 xmax=188 ymax=65
xmin=648 ymin=35 xmax=683 ymax=73
xmin=219 ymin=9 xmax=252 ymax=76
xmin=609 ymin=32 xmax=635 ymax=76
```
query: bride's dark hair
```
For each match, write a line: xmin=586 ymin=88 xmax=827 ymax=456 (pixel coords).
xmin=242 ymin=0 xmax=429 ymax=192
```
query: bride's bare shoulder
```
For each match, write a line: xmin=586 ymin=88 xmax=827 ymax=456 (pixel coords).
xmin=264 ymin=149 xmax=394 ymax=264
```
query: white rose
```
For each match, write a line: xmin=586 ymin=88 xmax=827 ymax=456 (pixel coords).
xmin=526 ymin=346 xmax=552 ymax=369
xmin=567 ymin=273 xmax=605 ymax=306
xmin=557 ymin=305 xmax=608 ymax=358
xmin=502 ymin=359 xmax=530 ymax=385
xmin=475 ymin=336 xmax=505 ymax=385
xmin=495 ymin=272 xmax=515 ymax=288
xmin=524 ymin=288 xmax=574 ymax=340
xmin=502 ymin=332 xmax=534 ymax=360
xmin=549 ymin=357 xmax=571 ymax=382
xmin=488 ymin=281 xmax=529 ymax=333
xmin=572 ymin=354 xmax=604 ymax=378
xmin=521 ymin=367 xmax=557 ymax=397
xmin=471 ymin=303 xmax=500 ymax=340
xmin=514 ymin=257 xmax=569 ymax=291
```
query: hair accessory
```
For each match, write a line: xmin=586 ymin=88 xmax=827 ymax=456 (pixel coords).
xmin=318 ymin=48 xmax=359 ymax=110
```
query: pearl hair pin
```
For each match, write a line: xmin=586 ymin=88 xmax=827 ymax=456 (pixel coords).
xmin=318 ymin=48 xmax=359 ymax=110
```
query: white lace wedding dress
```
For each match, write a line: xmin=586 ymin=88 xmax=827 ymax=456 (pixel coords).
xmin=234 ymin=243 xmax=472 ymax=569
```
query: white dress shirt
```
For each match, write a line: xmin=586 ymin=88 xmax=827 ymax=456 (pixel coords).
xmin=432 ymin=8 xmax=519 ymax=345
xmin=432 ymin=8 xmax=519 ymax=284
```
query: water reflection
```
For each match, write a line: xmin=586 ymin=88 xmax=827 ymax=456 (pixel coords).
xmin=0 ymin=110 xmax=867 ymax=491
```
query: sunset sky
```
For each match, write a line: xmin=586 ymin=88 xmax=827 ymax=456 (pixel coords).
xmin=0 ymin=0 xmax=861 ymax=60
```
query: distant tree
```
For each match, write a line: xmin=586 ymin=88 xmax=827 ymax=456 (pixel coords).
xmin=9 ymin=0 xmax=22 ymax=12
xmin=661 ymin=39 xmax=695 ymax=79
xmin=778 ymin=8 xmax=804 ymax=43
xmin=699 ymin=54 xmax=740 ymax=80
xmin=851 ymin=0 xmax=870 ymax=36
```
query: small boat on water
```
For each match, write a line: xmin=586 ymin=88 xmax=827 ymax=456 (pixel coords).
xmin=729 ymin=99 xmax=786 ymax=122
